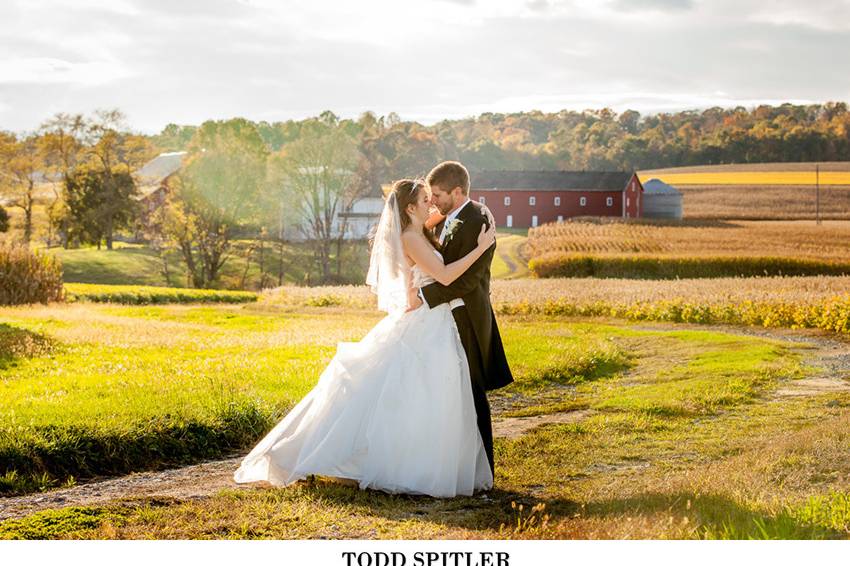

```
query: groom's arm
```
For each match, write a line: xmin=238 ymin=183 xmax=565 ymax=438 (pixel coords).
xmin=421 ymin=215 xmax=494 ymax=308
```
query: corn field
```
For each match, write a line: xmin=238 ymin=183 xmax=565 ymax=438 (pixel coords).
xmin=256 ymin=276 xmax=850 ymax=334
xmin=527 ymin=219 xmax=850 ymax=260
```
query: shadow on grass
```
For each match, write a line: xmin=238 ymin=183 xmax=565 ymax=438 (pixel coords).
xmin=503 ymin=355 xmax=632 ymax=398
xmin=256 ymin=479 xmax=582 ymax=534
xmin=0 ymin=323 xmax=56 ymax=370
xmin=0 ymin=400 xmax=271 ymax=496
xmin=0 ymin=483 xmax=580 ymax=539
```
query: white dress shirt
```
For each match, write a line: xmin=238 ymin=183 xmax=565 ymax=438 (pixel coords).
xmin=426 ymin=198 xmax=471 ymax=310
xmin=438 ymin=198 xmax=471 ymax=245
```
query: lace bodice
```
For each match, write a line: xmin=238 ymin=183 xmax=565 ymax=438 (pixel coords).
xmin=410 ymin=249 xmax=442 ymax=288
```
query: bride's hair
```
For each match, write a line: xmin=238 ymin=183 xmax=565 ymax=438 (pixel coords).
xmin=391 ymin=178 xmax=442 ymax=251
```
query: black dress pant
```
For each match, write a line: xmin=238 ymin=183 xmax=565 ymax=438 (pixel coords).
xmin=451 ymin=305 xmax=495 ymax=477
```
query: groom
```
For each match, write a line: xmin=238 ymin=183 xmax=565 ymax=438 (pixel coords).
xmin=418 ymin=161 xmax=514 ymax=481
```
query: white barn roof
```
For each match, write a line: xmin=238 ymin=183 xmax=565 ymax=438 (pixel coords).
xmin=136 ymin=151 xmax=186 ymax=185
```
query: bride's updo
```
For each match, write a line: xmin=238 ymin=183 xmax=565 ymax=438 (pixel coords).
xmin=390 ymin=179 xmax=441 ymax=250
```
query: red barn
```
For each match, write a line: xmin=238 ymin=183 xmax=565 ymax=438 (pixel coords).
xmin=469 ymin=171 xmax=643 ymax=228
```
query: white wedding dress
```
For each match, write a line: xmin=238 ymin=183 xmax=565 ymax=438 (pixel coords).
xmin=233 ymin=253 xmax=493 ymax=498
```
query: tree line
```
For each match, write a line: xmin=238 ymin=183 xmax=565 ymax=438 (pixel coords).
xmin=153 ymin=101 xmax=850 ymax=174
xmin=2 ymin=101 xmax=850 ymax=288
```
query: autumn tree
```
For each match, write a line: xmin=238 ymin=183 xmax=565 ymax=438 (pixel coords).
xmin=162 ymin=118 xmax=269 ymax=288
xmin=79 ymin=110 xmax=153 ymax=249
xmin=39 ymin=113 xmax=86 ymax=247
xmin=271 ymin=116 xmax=364 ymax=283
xmin=0 ymin=132 xmax=44 ymax=243
xmin=63 ymin=167 xmax=137 ymax=249
xmin=38 ymin=110 xmax=153 ymax=249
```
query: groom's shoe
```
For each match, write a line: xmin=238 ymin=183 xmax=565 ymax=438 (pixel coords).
xmin=324 ymin=476 xmax=360 ymax=489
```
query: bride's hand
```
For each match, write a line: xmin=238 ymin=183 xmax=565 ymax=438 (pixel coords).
xmin=406 ymin=296 xmax=423 ymax=312
xmin=477 ymin=222 xmax=496 ymax=249
xmin=483 ymin=205 xmax=496 ymax=230
xmin=425 ymin=207 xmax=444 ymax=230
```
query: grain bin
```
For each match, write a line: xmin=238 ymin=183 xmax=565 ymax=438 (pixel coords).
xmin=642 ymin=178 xmax=683 ymax=219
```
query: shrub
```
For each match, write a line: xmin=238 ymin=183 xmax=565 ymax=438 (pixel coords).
xmin=0 ymin=243 xmax=64 ymax=305
xmin=64 ymin=283 xmax=258 ymax=304
xmin=0 ymin=206 xmax=9 ymax=233
xmin=529 ymin=254 xmax=850 ymax=279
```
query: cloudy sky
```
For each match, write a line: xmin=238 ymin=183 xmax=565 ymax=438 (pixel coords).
xmin=1 ymin=0 xmax=849 ymax=133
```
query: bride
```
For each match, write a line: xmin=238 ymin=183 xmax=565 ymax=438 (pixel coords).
xmin=233 ymin=178 xmax=497 ymax=497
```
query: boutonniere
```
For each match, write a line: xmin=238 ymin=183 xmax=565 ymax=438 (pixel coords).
xmin=444 ymin=218 xmax=463 ymax=242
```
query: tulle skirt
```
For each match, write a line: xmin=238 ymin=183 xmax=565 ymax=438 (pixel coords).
xmin=233 ymin=302 xmax=493 ymax=498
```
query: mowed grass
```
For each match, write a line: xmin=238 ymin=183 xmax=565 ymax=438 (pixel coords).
xmin=49 ymin=243 xmax=183 ymax=287
xmin=0 ymin=304 xmax=381 ymax=494
xmin=43 ymin=239 xmax=372 ymax=289
xmin=3 ymin=302 xmax=845 ymax=539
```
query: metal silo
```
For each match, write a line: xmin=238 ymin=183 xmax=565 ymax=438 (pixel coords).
xmin=642 ymin=178 xmax=683 ymax=219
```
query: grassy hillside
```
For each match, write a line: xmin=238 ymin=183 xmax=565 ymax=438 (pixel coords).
xmin=42 ymin=240 xmax=371 ymax=289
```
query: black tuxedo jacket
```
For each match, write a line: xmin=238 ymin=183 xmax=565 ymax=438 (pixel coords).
xmin=422 ymin=200 xmax=514 ymax=391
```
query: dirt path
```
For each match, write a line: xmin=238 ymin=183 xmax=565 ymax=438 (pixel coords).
xmin=3 ymin=322 xmax=848 ymax=523
xmin=0 ymin=409 xmax=592 ymax=522
xmin=495 ymin=234 xmax=529 ymax=279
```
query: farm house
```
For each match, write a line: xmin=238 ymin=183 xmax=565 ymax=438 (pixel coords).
xmin=133 ymin=152 xmax=383 ymax=241
xmin=133 ymin=151 xmax=187 ymax=239
xmin=469 ymin=170 xmax=644 ymax=228
xmin=641 ymin=178 xmax=683 ymax=219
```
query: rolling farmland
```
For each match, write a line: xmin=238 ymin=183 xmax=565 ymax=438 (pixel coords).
xmin=639 ymin=162 xmax=850 ymax=220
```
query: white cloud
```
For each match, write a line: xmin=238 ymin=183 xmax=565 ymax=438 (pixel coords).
xmin=0 ymin=0 xmax=847 ymax=132
xmin=0 ymin=57 xmax=134 ymax=85
xmin=745 ymin=0 xmax=850 ymax=32
xmin=609 ymin=0 xmax=694 ymax=13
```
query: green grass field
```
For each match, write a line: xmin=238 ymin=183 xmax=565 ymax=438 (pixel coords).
xmin=0 ymin=302 xmax=615 ymax=495
xmin=2 ymin=296 xmax=848 ymax=539
xmin=43 ymin=239 xmax=372 ymax=289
